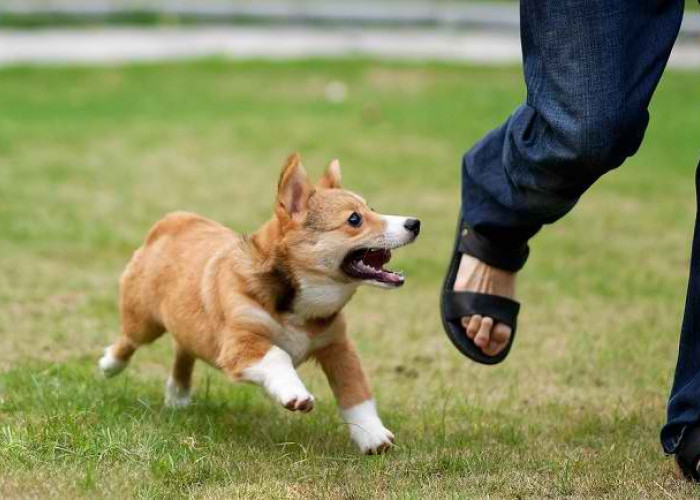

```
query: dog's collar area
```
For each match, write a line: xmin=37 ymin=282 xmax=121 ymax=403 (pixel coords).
xmin=258 ymin=263 xmax=298 ymax=314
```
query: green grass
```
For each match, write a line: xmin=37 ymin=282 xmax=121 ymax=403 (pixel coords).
xmin=0 ymin=59 xmax=698 ymax=499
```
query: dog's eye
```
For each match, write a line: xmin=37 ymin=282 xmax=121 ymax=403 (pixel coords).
xmin=347 ymin=212 xmax=363 ymax=228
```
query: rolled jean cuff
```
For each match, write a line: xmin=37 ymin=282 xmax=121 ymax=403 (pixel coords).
xmin=661 ymin=424 xmax=688 ymax=455
xmin=460 ymin=228 xmax=530 ymax=273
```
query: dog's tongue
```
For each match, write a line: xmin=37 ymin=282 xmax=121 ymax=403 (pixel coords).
xmin=379 ymin=268 xmax=404 ymax=285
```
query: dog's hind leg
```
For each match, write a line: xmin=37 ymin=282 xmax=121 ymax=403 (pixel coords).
xmin=165 ymin=344 xmax=195 ymax=408
xmin=99 ymin=306 xmax=165 ymax=378
xmin=98 ymin=336 xmax=137 ymax=378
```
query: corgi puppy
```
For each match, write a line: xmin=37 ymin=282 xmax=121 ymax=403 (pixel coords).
xmin=98 ymin=153 xmax=420 ymax=454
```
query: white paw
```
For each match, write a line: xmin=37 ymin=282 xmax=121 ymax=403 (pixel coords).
xmin=342 ymin=400 xmax=395 ymax=454
xmin=240 ymin=346 xmax=315 ymax=413
xmin=164 ymin=377 xmax=192 ymax=408
xmin=348 ymin=420 xmax=394 ymax=455
xmin=98 ymin=347 xmax=127 ymax=378
xmin=269 ymin=380 xmax=315 ymax=412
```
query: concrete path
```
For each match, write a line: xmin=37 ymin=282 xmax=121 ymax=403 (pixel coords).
xmin=0 ymin=27 xmax=699 ymax=68
xmin=6 ymin=1 xmax=700 ymax=36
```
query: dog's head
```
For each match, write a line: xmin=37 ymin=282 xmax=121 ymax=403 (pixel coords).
xmin=273 ymin=153 xmax=420 ymax=289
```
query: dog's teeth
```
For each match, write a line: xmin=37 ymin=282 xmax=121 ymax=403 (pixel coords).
xmin=357 ymin=262 xmax=373 ymax=271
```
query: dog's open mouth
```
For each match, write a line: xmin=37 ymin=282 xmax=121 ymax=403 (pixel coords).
xmin=341 ymin=248 xmax=404 ymax=287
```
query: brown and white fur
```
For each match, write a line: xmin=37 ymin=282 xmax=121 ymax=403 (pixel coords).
xmin=98 ymin=153 xmax=420 ymax=454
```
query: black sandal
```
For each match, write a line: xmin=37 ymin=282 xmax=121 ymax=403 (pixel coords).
xmin=440 ymin=216 xmax=520 ymax=365
xmin=676 ymin=426 xmax=700 ymax=481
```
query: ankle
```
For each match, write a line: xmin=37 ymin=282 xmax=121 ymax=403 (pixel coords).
xmin=455 ymin=254 xmax=516 ymax=297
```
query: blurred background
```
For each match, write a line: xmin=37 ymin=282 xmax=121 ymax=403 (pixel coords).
xmin=1 ymin=1 xmax=699 ymax=66
xmin=2 ymin=2 xmax=700 ymax=499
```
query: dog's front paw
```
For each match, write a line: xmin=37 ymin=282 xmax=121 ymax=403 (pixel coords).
xmin=342 ymin=400 xmax=395 ymax=454
xmin=349 ymin=421 xmax=395 ymax=455
xmin=283 ymin=393 xmax=315 ymax=412
xmin=269 ymin=381 xmax=315 ymax=412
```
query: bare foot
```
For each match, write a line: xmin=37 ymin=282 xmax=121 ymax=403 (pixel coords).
xmin=453 ymin=254 xmax=517 ymax=356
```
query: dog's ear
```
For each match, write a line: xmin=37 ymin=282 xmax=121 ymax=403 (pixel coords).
xmin=318 ymin=159 xmax=342 ymax=189
xmin=276 ymin=153 xmax=313 ymax=221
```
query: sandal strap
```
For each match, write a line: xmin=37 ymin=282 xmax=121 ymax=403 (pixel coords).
xmin=444 ymin=291 xmax=520 ymax=328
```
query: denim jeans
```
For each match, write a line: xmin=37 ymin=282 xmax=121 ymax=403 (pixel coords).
xmin=460 ymin=0 xmax=696 ymax=453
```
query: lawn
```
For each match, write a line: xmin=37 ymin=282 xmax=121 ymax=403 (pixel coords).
xmin=0 ymin=59 xmax=699 ymax=499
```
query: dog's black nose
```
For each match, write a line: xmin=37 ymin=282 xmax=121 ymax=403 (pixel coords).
xmin=404 ymin=218 xmax=421 ymax=236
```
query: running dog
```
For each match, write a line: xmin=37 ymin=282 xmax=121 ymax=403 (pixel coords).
xmin=98 ymin=153 xmax=420 ymax=454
